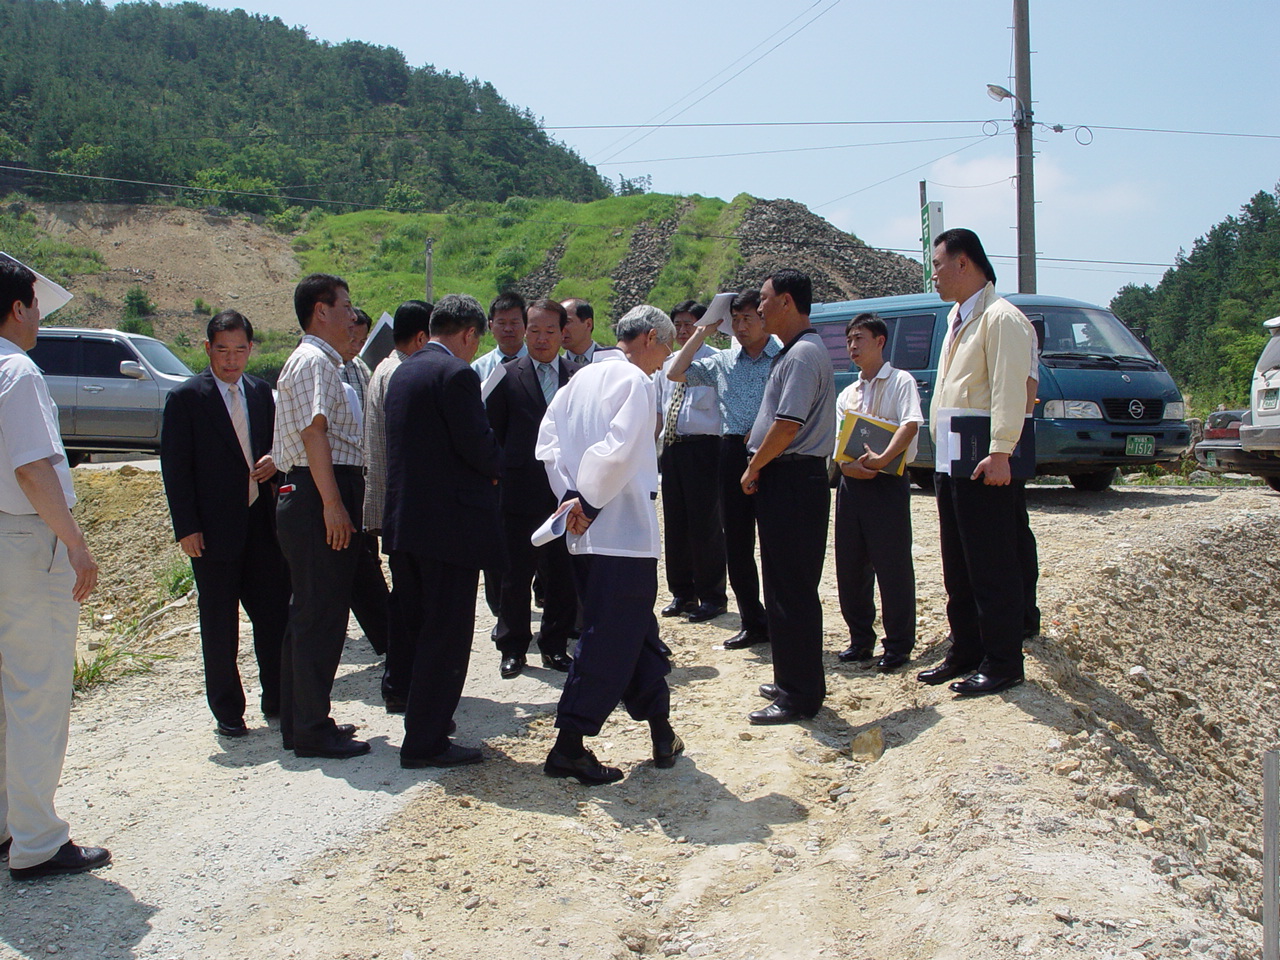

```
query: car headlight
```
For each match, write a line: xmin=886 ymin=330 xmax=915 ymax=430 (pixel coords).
xmin=1163 ymin=401 xmax=1186 ymax=420
xmin=1042 ymin=400 xmax=1103 ymax=419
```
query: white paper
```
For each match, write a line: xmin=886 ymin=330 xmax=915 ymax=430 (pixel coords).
xmin=359 ymin=311 xmax=396 ymax=368
xmin=0 ymin=251 xmax=74 ymax=317
xmin=531 ymin=500 xmax=574 ymax=547
xmin=480 ymin=359 xmax=508 ymax=402
xmin=699 ymin=291 xmax=736 ymax=335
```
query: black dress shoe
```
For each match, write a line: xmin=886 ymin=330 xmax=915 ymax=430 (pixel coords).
xmin=384 ymin=695 xmax=408 ymax=714
xmin=10 ymin=841 xmax=111 ymax=881
xmin=949 ymin=673 xmax=1025 ymax=697
xmin=335 ymin=723 xmax=357 ymax=738
xmin=686 ymin=602 xmax=727 ymax=623
xmin=837 ymin=644 xmax=875 ymax=664
xmin=917 ymin=661 xmax=980 ymax=685
xmin=216 ymin=721 xmax=249 ymax=738
xmin=874 ymin=653 xmax=910 ymax=674
xmin=540 ymin=652 xmax=573 ymax=672
xmin=724 ymin=629 xmax=769 ymax=650
xmin=757 ymin=682 xmax=782 ymax=700
xmin=401 ymin=742 xmax=483 ymax=769
xmin=652 ymin=734 xmax=685 ymax=769
xmin=500 ymin=655 xmax=527 ymax=679
xmin=294 ymin=737 xmax=371 ymax=759
xmin=661 ymin=598 xmax=697 ymax=618
xmin=543 ymin=747 xmax=624 ymax=785
xmin=748 ymin=702 xmax=814 ymax=725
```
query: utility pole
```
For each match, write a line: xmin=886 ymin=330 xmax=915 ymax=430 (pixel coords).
xmin=424 ymin=237 xmax=434 ymax=302
xmin=1013 ymin=0 xmax=1037 ymax=293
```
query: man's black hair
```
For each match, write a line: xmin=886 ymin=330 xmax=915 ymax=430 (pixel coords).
xmin=767 ymin=269 xmax=812 ymax=315
xmin=0 ymin=259 xmax=36 ymax=323
xmin=565 ymin=299 xmax=594 ymax=321
xmin=671 ymin=299 xmax=707 ymax=321
xmin=933 ymin=228 xmax=997 ymax=284
xmin=730 ymin=289 xmax=761 ymax=314
xmin=845 ymin=312 xmax=887 ymax=342
xmin=392 ymin=300 xmax=433 ymax=345
xmin=528 ymin=298 xmax=569 ymax=329
xmin=293 ymin=273 xmax=349 ymax=330
xmin=352 ymin=308 xmax=371 ymax=328
xmin=431 ymin=294 xmax=487 ymax=338
xmin=207 ymin=309 xmax=254 ymax=343
xmin=489 ymin=291 xmax=528 ymax=324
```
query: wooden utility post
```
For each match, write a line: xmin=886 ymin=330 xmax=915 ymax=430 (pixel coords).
xmin=424 ymin=237 xmax=434 ymax=302
xmin=1013 ymin=0 xmax=1037 ymax=293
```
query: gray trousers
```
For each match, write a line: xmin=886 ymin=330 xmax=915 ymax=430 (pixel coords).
xmin=0 ymin=512 xmax=77 ymax=869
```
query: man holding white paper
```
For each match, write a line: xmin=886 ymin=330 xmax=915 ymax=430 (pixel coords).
xmin=833 ymin=314 xmax=922 ymax=674
xmin=535 ymin=304 xmax=682 ymax=785
xmin=918 ymin=229 xmax=1034 ymax=697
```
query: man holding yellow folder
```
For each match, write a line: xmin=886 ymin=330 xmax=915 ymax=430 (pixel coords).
xmin=833 ymin=314 xmax=922 ymax=673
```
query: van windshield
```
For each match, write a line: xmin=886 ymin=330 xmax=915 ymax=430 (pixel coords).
xmin=1029 ymin=306 xmax=1158 ymax=368
xmin=133 ymin=339 xmax=194 ymax=378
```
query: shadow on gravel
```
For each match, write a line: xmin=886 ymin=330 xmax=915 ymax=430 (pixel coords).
xmin=0 ymin=873 xmax=156 ymax=959
xmin=1023 ymin=486 xmax=1218 ymax=517
xmin=439 ymin=748 xmax=807 ymax=847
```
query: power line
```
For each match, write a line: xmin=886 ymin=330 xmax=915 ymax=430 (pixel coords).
xmin=596 ymin=135 xmax=982 ymax=167
xmin=814 ymin=136 xmax=1001 ymax=209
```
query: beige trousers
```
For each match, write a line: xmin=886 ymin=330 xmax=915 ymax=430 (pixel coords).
xmin=0 ymin=511 xmax=77 ymax=869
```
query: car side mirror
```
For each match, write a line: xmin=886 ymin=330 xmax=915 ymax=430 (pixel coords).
xmin=119 ymin=360 xmax=148 ymax=379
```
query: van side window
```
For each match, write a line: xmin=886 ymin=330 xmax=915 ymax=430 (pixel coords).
xmin=816 ymin=324 xmax=854 ymax=374
xmin=81 ymin=339 xmax=135 ymax=379
xmin=892 ymin=314 xmax=936 ymax=370
xmin=28 ymin=338 xmax=79 ymax=377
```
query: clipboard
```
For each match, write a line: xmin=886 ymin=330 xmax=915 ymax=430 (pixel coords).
xmin=834 ymin=411 xmax=905 ymax=475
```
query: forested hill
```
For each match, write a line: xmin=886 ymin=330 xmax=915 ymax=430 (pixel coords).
xmin=0 ymin=0 xmax=610 ymax=211
xmin=1111 ymin=186 xmax=1280 ymax=409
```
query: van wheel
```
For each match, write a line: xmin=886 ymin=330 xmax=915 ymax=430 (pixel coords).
xmin=907 ymin=468 xmax=935 ymax=492
xmin=1068 ymin=468 xmax=1117 ymax=492
xmin=66 ymin=451 xmax=87 ymax=468
xmin=1265 ymin=476 xmax=1280 ymax=492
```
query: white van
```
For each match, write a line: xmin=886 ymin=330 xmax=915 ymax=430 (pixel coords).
xmin=1239 ymin=316 xmax=1280 ymax=465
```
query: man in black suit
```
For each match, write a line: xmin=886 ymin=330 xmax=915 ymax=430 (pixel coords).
xmin=161 ymin=310 xmax=290 ymax=736
xmin=486 ymin=298 xmax=577 ymax=680
xmin=383 ymin=294 xmax=504 ymax=768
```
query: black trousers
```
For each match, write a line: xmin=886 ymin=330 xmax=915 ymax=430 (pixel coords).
xmin=835 ymin=471 xmax=915 ymax=657
xmin=755 ymin=457 xmax=830 ymax=715
xmin=934 ymin=472 xmax=1025 ymax=678
xmin=1017 ymin=485 xmax=1041 ymax=635
xmin=383 ymin=550 xmax=417 ymax=704
xmin=349 ymin=532 xmax=390 ymax=656
xmin=556 ymin=555 xmax=670 ymax=737
xmin=660 ymin=436 xmax=727 ymax=607
xmin=392 ymin=552 xmax=479 ymax=759
xmin=190 ymin=495 xmax=289 ymax=725
xmin=493 ymin=510 xmax=575 ymax=658
xmin=719 ymin=436 xmax=767 ymax=634
xmin=275 ymin=467 xmax=363 ymax=751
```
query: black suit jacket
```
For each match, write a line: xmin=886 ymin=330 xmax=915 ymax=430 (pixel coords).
xmin=382 ymin=342 xmax=504 ymax=570
xmin=485 ymin=355 xmax=576 ymax=517
xmin=160 ymin=369 xmax=277 ymax=561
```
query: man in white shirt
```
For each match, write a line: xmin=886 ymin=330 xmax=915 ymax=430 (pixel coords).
xmin=833 ymin=314 xmax=922 ymax=674
xmin=535 ymin=304 xmax=683 ymax=786
xmin=0 ymin=256 xmax=109 ymax=880
xmin=471 ymin=291 xmax=528 ymax=380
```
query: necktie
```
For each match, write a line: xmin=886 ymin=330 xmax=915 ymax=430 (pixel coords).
xmin=570 ymin=351 xmax=588 ymax=368
xmin=227 ymin=382 xmax=258 ymax=507
xmin=537 ymin=362 xmax=557 ymax=406
xmin=663 ymin=381 xmax=686 ymax=448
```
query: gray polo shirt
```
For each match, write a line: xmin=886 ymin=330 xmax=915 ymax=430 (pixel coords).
xmin=747 ymin=329 xmax=837 ymax=459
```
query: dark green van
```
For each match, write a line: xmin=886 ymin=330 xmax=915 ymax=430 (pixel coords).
xmin=810 ymin=292 xmax=1190 ymax=491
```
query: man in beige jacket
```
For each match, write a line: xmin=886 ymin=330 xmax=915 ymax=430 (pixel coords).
xmin=917 ymin=229 xmax=1034 ymax=696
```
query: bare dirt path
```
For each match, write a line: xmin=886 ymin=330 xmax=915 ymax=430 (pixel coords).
xmin=0 ymin=476 xmax=1273 ymax=960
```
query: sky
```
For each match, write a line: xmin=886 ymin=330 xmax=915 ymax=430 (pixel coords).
xmin=108 ymin=0 xmax=1278 ymax=307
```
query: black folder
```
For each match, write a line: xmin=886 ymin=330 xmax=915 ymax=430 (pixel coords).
xmin=949 ymin=416 xmax=1036 ymax=479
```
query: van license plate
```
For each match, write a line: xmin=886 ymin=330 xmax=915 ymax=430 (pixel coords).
xmin=1263 ymin=388 xmax=1279 ymax=411
xmin=1126 ymin=435 xmax=1155 ymax=457
xmin=1206 ymin=452 xmax=1218 ymax=468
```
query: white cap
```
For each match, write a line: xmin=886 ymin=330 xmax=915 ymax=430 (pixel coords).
xmin=0 ymin=252 xmax=74 ymax=317
xmin=699 ymin=291 xmax=736 ymax=335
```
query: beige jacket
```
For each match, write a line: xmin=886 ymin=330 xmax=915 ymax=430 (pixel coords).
xmin=929 ymin=283 xmax=1034 ymax=456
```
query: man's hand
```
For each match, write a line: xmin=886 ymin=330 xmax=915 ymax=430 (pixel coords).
xmin=322 ymin=499 xmax=356 ymax=550
xmin=841 ymin=458 xmax=878 ymax=480
xmin=856 ymin=443 xmax=892 ymax=473
xmin=740 ymin=466 xmax=760 ymax=495
xmin=972 ymin=452 xmax=1012 ymax=485
xmin=250 ymin=454 xmax=276 ymax=483
xmin=564 ymin=499 xmax=594 ymax=536
xmin=178 ymin=532 xmax=205 ymax=558
xmin=67 ymin=542 xmax=99 ymax=603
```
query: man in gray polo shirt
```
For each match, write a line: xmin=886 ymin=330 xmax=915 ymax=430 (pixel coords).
xmin=740 ymin=269 xmax=836 ymax=724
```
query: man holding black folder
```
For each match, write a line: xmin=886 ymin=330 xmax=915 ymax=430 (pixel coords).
xmin=833 ymin=314 xmax=922 ymax=674
xmin=918 ymin=229 xmax=1034 ymax=697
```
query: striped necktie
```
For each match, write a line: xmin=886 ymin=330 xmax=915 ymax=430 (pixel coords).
xmin=227 ymin=382 xmax=258 ymax=506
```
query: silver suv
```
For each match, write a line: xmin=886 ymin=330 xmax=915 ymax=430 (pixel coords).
xmin=28 ymin=327 xmax=194 ymax=464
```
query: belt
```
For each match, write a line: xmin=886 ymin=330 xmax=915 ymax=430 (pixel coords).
xmin=667 ymin=433 xmax=720 ymax=444
xmin=286 ymin=464 xmax=365 ymax=478
xmin=722 ymin=434 xmax=746 ymax=442
xmin=773 ymin=453 xmax=825 ymax=464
